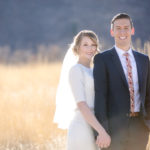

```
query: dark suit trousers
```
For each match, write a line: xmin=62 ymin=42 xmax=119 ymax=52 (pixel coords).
xmin=107 ymin=116 xmax=149 ymax=150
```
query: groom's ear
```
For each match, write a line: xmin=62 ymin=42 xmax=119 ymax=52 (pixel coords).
xmin=131 ymin=27 xmax=135 ymax=35
xmin=110 ymin=29 xmax=114 ymax=37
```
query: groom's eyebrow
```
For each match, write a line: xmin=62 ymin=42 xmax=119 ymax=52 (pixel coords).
xmin=116 ymin=25 xmax=130 ymax=28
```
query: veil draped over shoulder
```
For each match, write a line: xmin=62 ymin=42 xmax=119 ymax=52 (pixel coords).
xmin=53 ymin=47 xmax=78 ymax=129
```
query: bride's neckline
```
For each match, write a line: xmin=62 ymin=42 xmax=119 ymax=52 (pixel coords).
xmin=77 ymin=63 xmax=91 ymax=70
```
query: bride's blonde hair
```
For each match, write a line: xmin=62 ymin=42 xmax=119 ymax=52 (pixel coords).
xmin=70 ymin=30 xmax=100 ymax=55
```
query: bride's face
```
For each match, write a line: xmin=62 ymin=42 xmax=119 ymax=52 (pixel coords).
xmin=78 ymin=36 xmax=97 ymax=60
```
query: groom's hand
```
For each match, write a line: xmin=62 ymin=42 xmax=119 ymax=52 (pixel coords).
xmin=96 ymin=131 xmax=111 ymax=149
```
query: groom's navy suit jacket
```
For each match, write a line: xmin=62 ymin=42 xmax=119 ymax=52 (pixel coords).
xmin=93 ymin=47 xmax=150 ymax=136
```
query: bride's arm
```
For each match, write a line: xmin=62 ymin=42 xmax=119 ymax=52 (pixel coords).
xmin=77 ymin=101 xmax=111 ymax=148
xmin=69 ymin=66 xmax=111 ymax=148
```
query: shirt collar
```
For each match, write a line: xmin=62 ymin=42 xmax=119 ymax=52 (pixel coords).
xmin=115 ymin=45 xmax=133 ymax=57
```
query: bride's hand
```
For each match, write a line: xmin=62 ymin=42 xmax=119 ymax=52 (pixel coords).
xmin=96 ymin=130 xmax=111 ymax=149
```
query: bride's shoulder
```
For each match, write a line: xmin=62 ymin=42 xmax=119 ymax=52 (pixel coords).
xmin=70 ymin=64 xmax=81 ymax=72
xmin=69 ymin=64 xmax=82 ymax=76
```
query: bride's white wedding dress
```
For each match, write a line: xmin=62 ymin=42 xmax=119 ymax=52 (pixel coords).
xmin=67 ymin=63 xmax=99 ymax=150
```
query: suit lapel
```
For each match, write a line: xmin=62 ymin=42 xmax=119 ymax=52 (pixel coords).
xmin=132 ymin=50 xmax=143 ymax=93
xmin=111 ymin=48 xmax=129 ymax=89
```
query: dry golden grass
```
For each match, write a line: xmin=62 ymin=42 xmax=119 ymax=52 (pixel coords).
xmin=0 ymin=60 xmax=149 ymax=150
xmin=0 ymin=63 xmax=67 ymax=150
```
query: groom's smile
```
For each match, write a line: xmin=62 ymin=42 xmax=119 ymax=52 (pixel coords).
xmin=119 ymin=36 xmax=127 ymax=40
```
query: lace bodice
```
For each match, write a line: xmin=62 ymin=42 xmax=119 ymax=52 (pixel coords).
xmin=69 ymin=63 xmax=94 ymax=110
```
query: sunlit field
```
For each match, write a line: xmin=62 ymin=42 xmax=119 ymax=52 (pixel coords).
xmin=0 ymin=63 xmax=67 ymax=150
xmin=0 ymin=43 xmax=150 ymax=149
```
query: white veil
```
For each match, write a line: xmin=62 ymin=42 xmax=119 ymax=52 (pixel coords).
xmin=53 ymin=47 xmax=78 ymax=129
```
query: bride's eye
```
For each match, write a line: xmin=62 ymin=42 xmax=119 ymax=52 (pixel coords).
xmin=83 ymin=44 xmax=88 ymax=46
xmin=92 ymin=44 xmax=96 ymax=47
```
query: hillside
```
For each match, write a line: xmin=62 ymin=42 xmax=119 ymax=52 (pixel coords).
xmin=0 ymin=0 xmax=149 ymax=51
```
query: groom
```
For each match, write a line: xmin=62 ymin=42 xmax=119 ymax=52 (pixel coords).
xmin=94 ymin=13 xmax=150 ymax=150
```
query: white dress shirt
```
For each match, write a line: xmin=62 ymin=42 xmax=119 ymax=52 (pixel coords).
xmin=115 ymin=45 xmax=141 ymax=112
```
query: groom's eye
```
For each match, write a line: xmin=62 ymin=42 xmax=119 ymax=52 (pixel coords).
xmin=124 ymin=27 xmax=129 ymax=30
xmin=116 ymin=27 xmax=121 ymax=30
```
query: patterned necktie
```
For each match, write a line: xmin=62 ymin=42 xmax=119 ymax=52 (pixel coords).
xmin=123 ymin=53 xmax=134 ymax=113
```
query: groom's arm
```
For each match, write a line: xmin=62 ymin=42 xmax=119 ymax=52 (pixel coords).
xmin=145 ymin=57 xmax=150 ymax=130
xmin=93 ymin=53 xmax=109 ymax=135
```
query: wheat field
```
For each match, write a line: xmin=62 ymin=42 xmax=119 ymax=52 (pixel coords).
xmin=0 ymin=63 xmax=67 ymax=150
xmin=0 ymin=61 xmax=149 ymax=150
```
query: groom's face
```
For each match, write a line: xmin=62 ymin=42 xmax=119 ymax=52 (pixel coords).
xmin=110 ymin=18 xmax=135 ymax=51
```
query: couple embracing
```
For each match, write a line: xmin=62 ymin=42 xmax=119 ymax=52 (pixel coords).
xmin=54 ymin=13 xmax=150 ymax=150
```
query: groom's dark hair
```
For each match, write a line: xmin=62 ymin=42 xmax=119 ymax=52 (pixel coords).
xmin=111 ymin=13 xmax=134 ymax=29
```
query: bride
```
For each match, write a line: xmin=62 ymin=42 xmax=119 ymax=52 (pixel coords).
xmin=54 ymin=30 xmax=111 ymax=150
